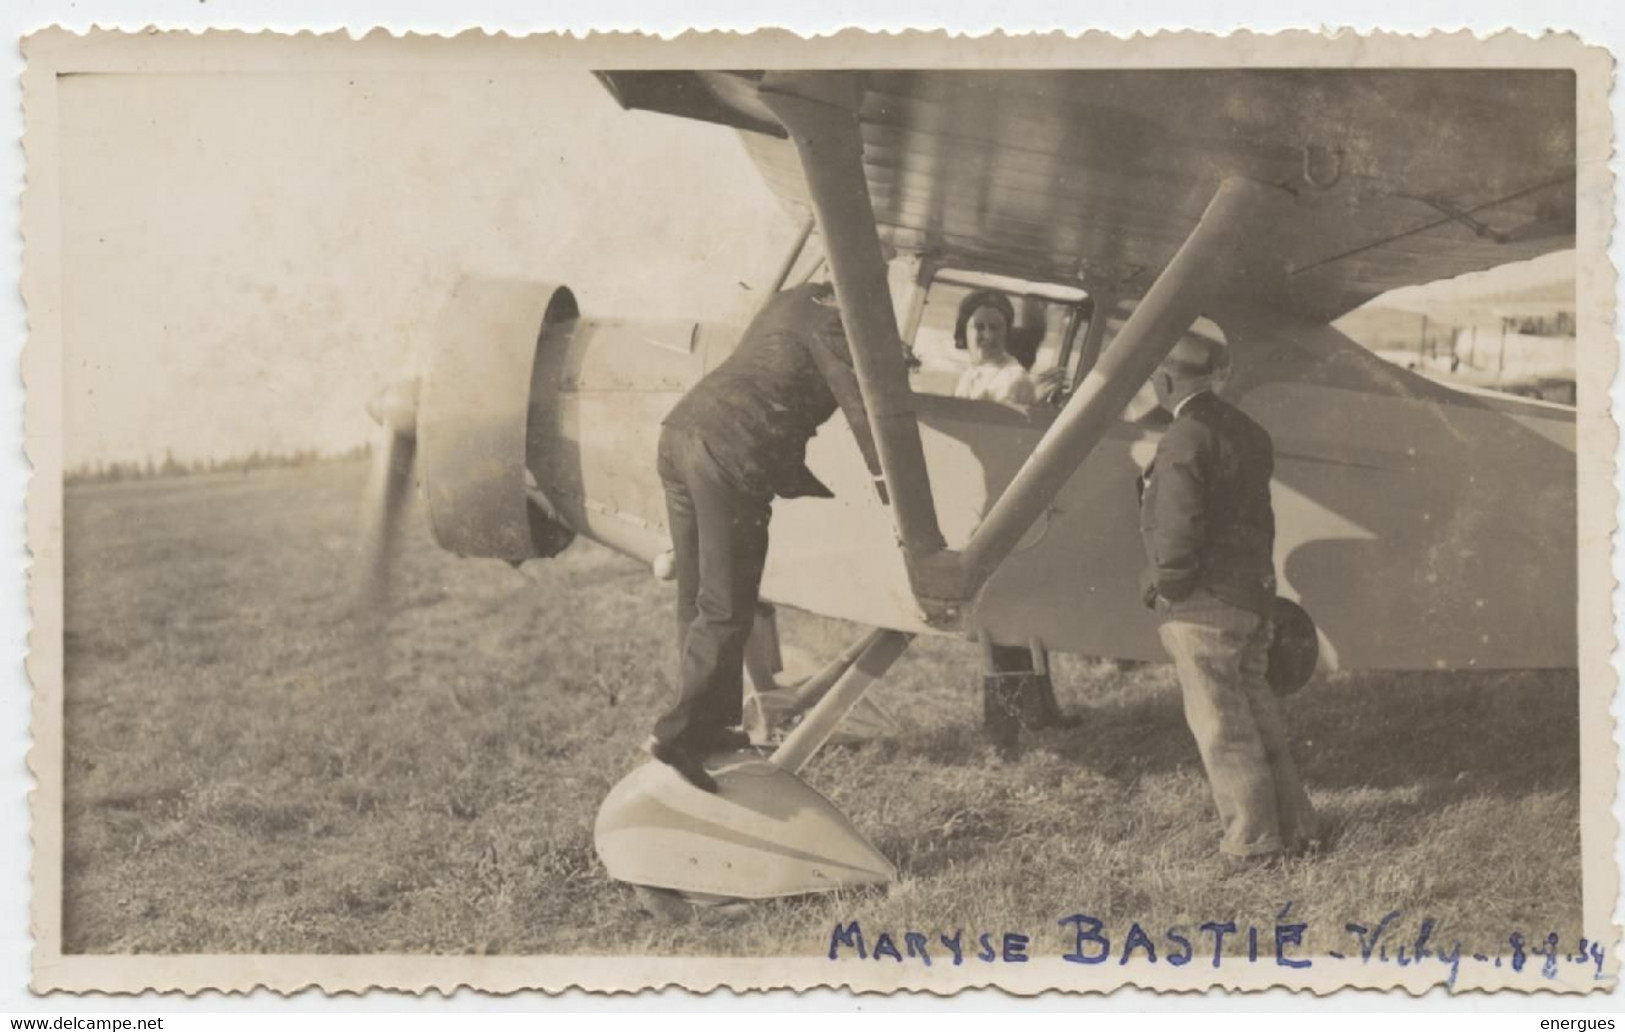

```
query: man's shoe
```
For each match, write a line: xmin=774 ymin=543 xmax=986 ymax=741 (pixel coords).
xmin=1222 ymin=851 xmax=1284 ymax=875
xmin=646 ymin=737 xmax=719 ymax=793
xmin=694 ymin=726 xmax=753 ymax=753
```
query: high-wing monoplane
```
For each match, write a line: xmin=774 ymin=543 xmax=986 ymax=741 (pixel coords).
xmin=356 ymin=70 xmax=1578 ymax=911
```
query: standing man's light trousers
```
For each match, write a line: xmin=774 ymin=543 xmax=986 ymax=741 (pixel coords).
xmin=1158 ymin=589 xmax=1317 ymax=858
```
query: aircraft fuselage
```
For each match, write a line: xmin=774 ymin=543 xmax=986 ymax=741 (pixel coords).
xmin=527 ymin=302 xmax=1575 ymax=671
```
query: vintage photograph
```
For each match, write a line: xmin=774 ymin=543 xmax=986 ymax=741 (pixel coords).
xmin=22 ymin=30 xmax=1615 ymax=994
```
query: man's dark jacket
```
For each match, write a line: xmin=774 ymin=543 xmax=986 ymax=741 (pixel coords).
xmin=663 ymin=282 xmax=882 ymax=499
xmin=1139 ymin=390 xmax=1276 ymax=616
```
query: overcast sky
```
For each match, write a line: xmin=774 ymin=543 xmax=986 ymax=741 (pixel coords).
xmin=57 ymin=67 xmax=794 ymax=467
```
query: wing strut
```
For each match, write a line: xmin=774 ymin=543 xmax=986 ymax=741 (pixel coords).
xmin=757 ymin=74 xmax=948 ymax=573
xmin=755 ymin=72 xmax=1290 ymax=626
xmin=770 ymin=630 xmax=912 ymax=775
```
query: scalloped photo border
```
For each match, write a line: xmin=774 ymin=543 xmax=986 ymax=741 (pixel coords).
xmin=18 ymin=25 xmax=1619 ymax=997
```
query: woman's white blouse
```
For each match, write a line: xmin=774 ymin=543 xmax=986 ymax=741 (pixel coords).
xmin=953 ymin=355 xmax=1037 ymax=405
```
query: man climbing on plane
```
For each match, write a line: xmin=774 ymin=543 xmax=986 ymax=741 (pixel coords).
xmin=649 ymin=281 xmax=884 ymax=792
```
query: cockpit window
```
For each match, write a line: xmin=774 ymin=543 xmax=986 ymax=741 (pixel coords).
xmin=896 ymin=266 xmax=1230 ymax=422
xmin=906 ymin=269 xmax=1090 ymax=403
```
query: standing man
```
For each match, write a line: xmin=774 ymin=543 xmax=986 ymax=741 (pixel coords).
xmin=651 ymin=281 xmax=884 ymax=792
xmin=1137 ymin=338 xmax=1318 ymax=867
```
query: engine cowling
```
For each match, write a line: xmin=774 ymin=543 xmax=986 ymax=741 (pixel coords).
xmin=417 ymin=277 xmax=579 ymax=562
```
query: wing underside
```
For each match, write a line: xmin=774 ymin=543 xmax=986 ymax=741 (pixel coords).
xmin=598 ymin=70 xmax=1575 ymax=321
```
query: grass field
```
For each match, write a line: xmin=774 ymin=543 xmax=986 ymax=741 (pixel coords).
xmin=60 ymin=458 xmax=1582 ymax=960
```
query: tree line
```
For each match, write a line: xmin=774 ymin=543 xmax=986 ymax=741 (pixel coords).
xmin=65 ymin=442 xmax=373 ymax=486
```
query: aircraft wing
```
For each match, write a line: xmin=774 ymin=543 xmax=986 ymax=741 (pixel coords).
xmin=597 ymin=70 xmax=1575 ymax=321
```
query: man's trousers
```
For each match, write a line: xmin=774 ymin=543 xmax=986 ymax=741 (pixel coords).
xmin=652 ymin=426 xmax=773 ymax=750
xmin=1158 ymin=589 xmax=1317 ymax=858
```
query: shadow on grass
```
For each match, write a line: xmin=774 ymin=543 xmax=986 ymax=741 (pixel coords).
xmin=1027 ymin=667 xmax=1577 ymax=804
xmin=1294 ymin=669 xmax=1578 ymax=798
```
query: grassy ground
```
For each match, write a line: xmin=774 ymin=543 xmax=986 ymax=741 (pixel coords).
xmin=60 ymin=459 xmax=1581 ymax=959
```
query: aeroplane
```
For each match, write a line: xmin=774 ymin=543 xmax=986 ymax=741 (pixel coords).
xmin=357 ymin=69 xmax=1578 ymax=911
xmin=1340 ymin=260 xmax=1579 ymax=405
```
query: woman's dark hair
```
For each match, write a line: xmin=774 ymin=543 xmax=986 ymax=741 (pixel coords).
xmin=952 ymin=290 xmax=1017 ymax=351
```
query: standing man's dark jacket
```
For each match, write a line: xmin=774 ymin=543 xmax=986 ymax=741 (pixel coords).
xmin=663 ymin=282 xmax=882 ymax=498
xmin=1139 ymin=391 xmax=1276 ymax=616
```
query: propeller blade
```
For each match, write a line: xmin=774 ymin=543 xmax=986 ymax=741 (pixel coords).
xmin=355 ymin=378 xmax=421 ymax=616
xmin=356 ymin=427 xmax=417 ymax=615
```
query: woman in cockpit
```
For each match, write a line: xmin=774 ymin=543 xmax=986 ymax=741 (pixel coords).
xmin=952 ymin=290 xmax=1062 ymax=405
